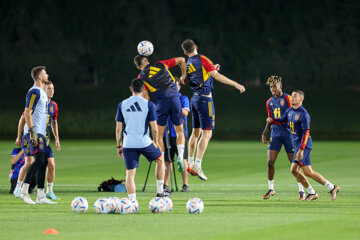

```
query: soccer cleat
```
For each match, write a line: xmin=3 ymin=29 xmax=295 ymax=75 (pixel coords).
xmin=177 ymin=156 xmax=184 ymax=173
xmin=299 ymin=191 xmax=306 ymax=201
xmin=330 ymin=185 xmax=340 ymax=201
xmin=36 ymin=197 xmax=57 ymax=204
xmin=191 ymin=165 xmax=208 ymax=181
xmin=163 ymin=185 xmax=170 ymax=194
xmin=13 ymin=188 xmax=21 ymax=199
xmin=181 ymin=184 xmax=190 ymax=192
xmin=21 ymin=193 xmax=35 ymax=205
xmin=305 ymin=193 xmax=319 ymax=201
xmin=157 ymin=191 xmax=171 ymax=197
xmin=187 ymin=163 xmax=197 ymax=176
xmin=262 ymin=189 xmax=276 ymax=199
xmin=46 ymin=192 xmax=59 ymax=200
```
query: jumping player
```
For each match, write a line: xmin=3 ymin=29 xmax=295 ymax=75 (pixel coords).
xmin=20 ymin=66 xmax=56 ymax=204
xmin=261 ymin=76 xmax=305 ymax=200
xmin=116 ymin=78 xmax=170 ymax=201
xmin=134 ymin=54 xmax=187 ymax=172
xmin=163 ymin=77 xmax=190 ymax=192
xmin=267 ymin=90 xmax=340 ymax=201
xmin=181 ymin=39 xmax=245 ymax=180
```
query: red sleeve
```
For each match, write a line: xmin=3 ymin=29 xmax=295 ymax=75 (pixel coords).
xmin=266 ymin=98 xmax=272 ymax=117
xmin=137 ymin=74 xmax=141 ymax=79
xmin=53 ymin=102 xmax=58 ymax=120
xmin=300 ymin=130 xmax=310 ymax=150
xmin=144 ymin=85 xmax=148 ymax=90
xmin=285 ymin=95 xmax=291 ymax=108
xmin=158 ymin=58 xmax=176 ymax=68
xmin=200 ymin=55 xmax=216 ymax=72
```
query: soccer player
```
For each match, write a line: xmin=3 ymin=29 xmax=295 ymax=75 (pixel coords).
xmin=115 ymin=78 xmax=170 ymax=201
xmin=163 ymin=77 xmax=190 ymax=192
xmin=134 ymin=54 xmax=187 ymax=172
xmin=44 ymin=81 xmax=61 ymax=200
xmin=267 ymin=90 xmax=340 ymax=201
xmin=181 ymin=39 xmax=245 ymax=180
xmin=20 ymin=66 xmax=56 ymax=204
xmin=261 ymin=76 xmax=305 ymax=200
xmin=9 ymin=148 xmax=25 ymax=194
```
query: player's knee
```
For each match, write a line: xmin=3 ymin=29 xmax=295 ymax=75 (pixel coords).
xmin=303 ymin=169 xmax=312 ymax=177
xmin=267 ymin=161 xmax=274 ymax=170
xmin=192 ymin=128 xmax=202 ymax=138
xmin=155 ymin=158 xmax=164 ymax=165
xmin=203 ymin=130 xmax=212 ymax=139
xmin=290 ymin=166 xmax=298 ymax=175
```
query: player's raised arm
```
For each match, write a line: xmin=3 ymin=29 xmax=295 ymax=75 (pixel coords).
xmin=174 ymin=57 xmax=187 ymax=84
xmin=210 ymin=70 xmax=245 ymax=93
xmin=15 ymin=114 xmax=26 ymax=146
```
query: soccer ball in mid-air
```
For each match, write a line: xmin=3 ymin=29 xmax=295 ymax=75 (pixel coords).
xmin=186 ymin=197 xmax=204 ymax=214
xmin=94 ymin=198 xmax=113 ymax=214
xmin=149 ymin=197 xmax=166 ymax=213
xmin=71 ymin=197 xmax=88 ymax=213
xmin=130 ymin=199 xmax=139 ymax=214
xmin=114 ymin=198 xmax=133 ymax=214
xmin=137 ymin=40 xmax=154 ymax=56
xmin=163 ymin=197 xmax=173 ymax=211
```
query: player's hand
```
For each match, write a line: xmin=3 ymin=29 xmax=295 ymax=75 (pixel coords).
xmin=266 ymin=117 xmax=273 ymax=124
xmin=180 ymin=75 xmax=187 ymax=85
xmin=296 ymin=149 xmax=304 ymax=161
xmin=15 ymin=137 xmax=22 ymax=146
xmin=55 ymin=138 xmax=61 ymax=151
xmin=29 ymin=127 xmax=38 ymax=146
xmin=214 ymin=64 xmax=220 ymax=71
xmin=117 ymin=145 xmax=124 ymax=159
xmin=261 ymin=134 xmax=269 ymax=144
xmin=235 ymin=83 xmax=246 ymax=93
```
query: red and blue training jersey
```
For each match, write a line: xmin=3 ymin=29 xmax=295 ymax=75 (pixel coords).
xmin=273 ymin=106 xmax=312 ymax=150
xmin=186 ymin=54 xmax=216 ymax=95
xmin=266 ymin=93 xmax=292 ymax=137
xmin=11 ymin=148 xmax=25 ymax=179
xmin=47 ymin=100 xmax=58 ymax=133
xmin=138 ymin=58 xmax=179 ymax=99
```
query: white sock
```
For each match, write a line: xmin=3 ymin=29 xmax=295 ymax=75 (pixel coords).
xmin=177 ymin=144 xmax=185 ymax=159
xmin=47 ymin=182 xmax=53 ymax=193
xmin=21 ymin=183 xmax=30 ymax=194
xmin=268 ymin=180 xmax=274 ymax=190
xmin=298 ymin=182 xmax=304 ymax=192
xmin=156 ymin=180 xmax=164 ymax=193
xmin=37 ymin=188 xmax=45 ymax=198
xmin=325 ymin=181 xmax=334 ymax=191
xmin=188 ymin=157 xmax=195 ymax=165
xmin=16 ymin=180 xmax=23 ymax=190
xmin=195 ymin=158 xmax=202 ymax=167
xmin=306 ymin=186 xmax=316 ymax=194
xmin=128 ymin=193 xmax=136 ymax=201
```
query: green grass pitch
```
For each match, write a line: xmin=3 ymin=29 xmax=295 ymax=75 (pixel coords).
xmin=0 ymin=140 xmax=359 ymax=240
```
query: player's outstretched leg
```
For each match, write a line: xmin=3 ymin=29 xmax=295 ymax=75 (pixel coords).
xmin=187 ymin=128 xmax=201 ymax=176
xmin=302 ymin=166 xmax=340 ymax=201
xmin=191 ymin=130 xmax=212 ymax=181
xmin=154 ymin=156 xmax=170 ymax=197
xmin=46 ymin=157 xmax=59 ymax=200
xmin=174 ymin=124 xmax=185 ymax=172
xmin=126 ymin=168 xmax=137 ymax=201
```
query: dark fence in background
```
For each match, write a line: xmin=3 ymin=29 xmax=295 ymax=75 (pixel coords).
xmin=1 ymin=0 xmax=359 ymax=139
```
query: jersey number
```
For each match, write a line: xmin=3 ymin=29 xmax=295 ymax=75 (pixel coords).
xmin=273 ymin=108 xmax=281 ymax=119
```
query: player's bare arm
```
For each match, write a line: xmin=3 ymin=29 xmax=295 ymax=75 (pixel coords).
xmin=149 ymin=120 xmax=159 ymax=146
xmin=51 ymin=119 xmax=61 ymax=151
xmin=174 ymin=57 xmax=187 ymax=84
xmin=115 ymin=122 xmax=124 ymax=159
xmin=24 ymin=107 xmax=37 ymax=146
xmin=182 ymin=108 xmax=189 ymax=117
xmin=262 ymin=122 xmax=271 ymax=144
xmin=10 ymin=149 xmax=24 ymax=165
xmin=15 ymin=114 xmax=26 ymax=146
xmin=210 ymin=70 xmax=245 ymax=93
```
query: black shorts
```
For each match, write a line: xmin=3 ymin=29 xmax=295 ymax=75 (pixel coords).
xmin=163 ymin=137 xmax=188 ymax=162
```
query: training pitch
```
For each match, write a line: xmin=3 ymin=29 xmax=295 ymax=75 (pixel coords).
xmin=0 ymin=140 xmax=359 ymax=240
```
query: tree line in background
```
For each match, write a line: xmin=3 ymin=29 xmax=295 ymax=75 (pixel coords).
xmin=0 ymin=0 xmax=359 ymax=139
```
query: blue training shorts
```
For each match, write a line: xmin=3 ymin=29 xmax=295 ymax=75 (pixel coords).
xmin=268 ymin=136 xmax=294 ymax=154
xmin=292 ymin=147 xmax=311 ymax=166
xmin=123 ymin=142 xmax=162 ymax=170
xmin=46 ymin=145 xmax=54 ymax=158
xmin=155 ymin=97 xmax=183 ymax=126
xmin=191 ymin=95 xmax=215 ymax=130
xmin=22 ymin=133 xmax=46 ymax=156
